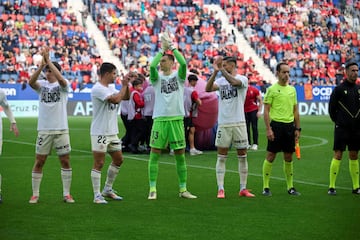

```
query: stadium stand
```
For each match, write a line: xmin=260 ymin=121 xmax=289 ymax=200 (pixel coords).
xmin=223 ymin=0 xmax=360 ymax=85
xmin=0 ymin=0 xmax=101 ymax=85
xmin=0 ymin=0 xmax=358 ymax=86
xmin=85 ymin=0 xmax=266 ymax=83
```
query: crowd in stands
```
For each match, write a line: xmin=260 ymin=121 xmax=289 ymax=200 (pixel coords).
xmin=224 ymin=0 xmax=360 ymax=85
xmin=0 ymin=0 xmax=358 ymax=87
xmin=86 ymin=0 xmax=265 ymax=85
xmin=0 ymin=0 xmax=102 ymax=86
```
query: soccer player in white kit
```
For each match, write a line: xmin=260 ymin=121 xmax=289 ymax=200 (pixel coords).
xmin=205 ymin=56 xmax=255 ymax=199
xmin=0 ymin=89 xmax=19 ymax=203
xmin=28 ymin=47 xmax=74 ymax=204
xmin=90 ymin=62 xmax=130 ymax=204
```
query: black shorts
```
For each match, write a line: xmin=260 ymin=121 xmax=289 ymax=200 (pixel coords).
xmin=333 ymin=125 xmax=360 ymax=151
xmin=184 ymin=117 xmax=194 ymax=130
xmin=267 ymin=121 xmax=295 ymax=153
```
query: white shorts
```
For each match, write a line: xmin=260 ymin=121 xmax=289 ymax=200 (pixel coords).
xmin=91 ymin=135 xmax=122 ymax=153
xmin=215 ymin=123 xmax=248 ymax=149
xmin=36 ymin=132 xmax=71 ymax=155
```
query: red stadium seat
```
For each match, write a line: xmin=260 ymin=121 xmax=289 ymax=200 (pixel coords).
xmin=352 ymin=39 xmax=358 ymax=47
xmin=352 ymin=32 xmax=358 ymax=40
xmin=16 ymin=14 xmax=24 ymax=22
xmin=1 ymin=14 xmax=8 ymax=21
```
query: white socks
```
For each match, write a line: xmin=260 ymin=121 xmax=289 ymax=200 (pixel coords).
xmin=216 ymin=154 xmax=227 ymax=190
xmin=61 ymin=168 xmax=72 ymax=196
xmin=91 ymin=169 xmax=101 ymax=196
xmin=31 ymin=172 xmax=43 ymax=196
xmin=238 ymin=155 xmax=248 ymax=191
xmin=104 ymin=164 xmax=120 ymax=191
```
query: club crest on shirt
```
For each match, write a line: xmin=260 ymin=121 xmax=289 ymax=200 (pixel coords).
xmin=161 ymin=77 xmax=179 ymax=94
xmin=108 ymin=102 xmax=118 ymax=111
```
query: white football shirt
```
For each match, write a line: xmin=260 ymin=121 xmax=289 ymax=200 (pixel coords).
xmin=215 ymin=74 xmax=248 ymax=125
xmin=35 ymin=79 xmax=69 ymax=131
xmin=152 ymin=71 xmax=185 ymax=118
xmin=0 ymin=89 xmax=9 ymax=140
xmin=91 ymin=82 xmax=119 ymax=135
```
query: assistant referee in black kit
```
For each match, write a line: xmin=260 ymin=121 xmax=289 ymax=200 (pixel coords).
xmin=328 ymin=61 xmax=360 ymax=195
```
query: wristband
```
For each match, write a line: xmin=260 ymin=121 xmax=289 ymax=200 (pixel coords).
xmin=295 ymin=127 xmax=301 ymax=132
xmin=169 ymin=44 xmax=176 ymax=51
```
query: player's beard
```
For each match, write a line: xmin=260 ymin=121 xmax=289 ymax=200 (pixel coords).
xmin=348 ymin=77 xmax=357 ymax=83
xmin=279 ymin=76 xmax=289 ymax=85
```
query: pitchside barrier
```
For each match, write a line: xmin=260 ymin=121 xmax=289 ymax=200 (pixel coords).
xmin=0 ymin=83 xmax=333 ymax=117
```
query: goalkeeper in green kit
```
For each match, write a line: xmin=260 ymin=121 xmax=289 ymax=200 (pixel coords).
xmin=147 ymin=31 xmax=197 ymax=200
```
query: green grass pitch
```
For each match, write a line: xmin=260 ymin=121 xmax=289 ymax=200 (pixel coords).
xmin=0 ymin=116 xmax=359 ymax=240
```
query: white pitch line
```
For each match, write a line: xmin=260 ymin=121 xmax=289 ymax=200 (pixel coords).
xmin=124 ymin=155 xmax=351 ymax=191
xmin=300 ymin=135 xmax=329 ymax=148
xmin=4 ymin=137 xmax=351 ymax=191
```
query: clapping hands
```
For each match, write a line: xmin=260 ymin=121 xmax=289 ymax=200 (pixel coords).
xmin=123 ymin=71 xmax=138 ymax=85
xmin=161 ymin=32 xmax=170 ymax=51
xmin=160 ymin=30 xmax=175 ymax=51
xmin=212 ymin=56 xmax=223 ymax=71
xmin=41 ymin=46 xmax=50 ymax=65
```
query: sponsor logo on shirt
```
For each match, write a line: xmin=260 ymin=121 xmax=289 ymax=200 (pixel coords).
xmin=161 ymin=77 xmax=179 ymax=94
xmin=41 ymin=86 xmax=61 ymax=103
xmin=220 ymin=85 xmax=238 ymax=100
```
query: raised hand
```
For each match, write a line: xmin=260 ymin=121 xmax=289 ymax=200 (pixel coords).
xmin=122 ymin=75 xmax=129 ymax=87
xmin=160 ymin=32 xmax=170 ymax=51
xmin=41 ymin=46 xmax=50 ymax=63
xmin=212 ymin=56 xmax=223 ymax=71
xmin=40 ymin=53 xmax=47 ymax=67
xmin=124 ymin=71 xmax=138 ymax=84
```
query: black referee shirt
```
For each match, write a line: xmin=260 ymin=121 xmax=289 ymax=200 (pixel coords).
xmin=329 ymin=80 xmax=360 ymax=129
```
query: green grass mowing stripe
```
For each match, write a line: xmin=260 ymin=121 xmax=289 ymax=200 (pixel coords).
xmin=0 ymin=116 xmax=359 ymax=240
xmin=3 ymin=133 xmax=349 ymax=191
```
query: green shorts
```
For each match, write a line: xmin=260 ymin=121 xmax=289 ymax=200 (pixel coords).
xmin=150 ymin=118 xmax=185 ymax=150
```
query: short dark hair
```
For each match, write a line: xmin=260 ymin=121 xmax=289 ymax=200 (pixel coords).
xmin=276 ymin=62 xmax=288 ymax=72
xmin=163 ymin=53 xmax=175 ymax=62
xmin=223 ymin=56 xmax=237 ymax=64
xmin=100 ymin=62 xmax=116 ymax=76
xmin=189 ymin=69 xmax=199 ymax=75
xmin=132 ymin=79 xmax=143 ymax=87
xmin=45 ymin=62 xmax=61 ymax=72
xmin=345 ymin=61 xmax=358 ymax=69
xmin=137 ymin=73 xmax=146 ymax=82
xmin=188 ymin=74 xmax=198 ymax=82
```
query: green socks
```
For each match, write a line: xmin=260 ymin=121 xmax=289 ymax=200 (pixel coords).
xmin=349 ymin=159 xmax=359 ymax=190
xmin=329 ymin=158 xmax=341 ymax=189
xmin=148 ymin=152 xmax=160 ymax=192
xmin=262 ymin=160 xmax=272 ymax=189
xmin=283 ymin=161 xmax=294 ymax=190
xmin=149 ymin=152 xmax=188 ymax=193
xmin=175 ymin=153 xmax=187 ymax=192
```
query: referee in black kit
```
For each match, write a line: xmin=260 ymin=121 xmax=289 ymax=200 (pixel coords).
xmin=328 ymin=61 xmax=360 ymax=195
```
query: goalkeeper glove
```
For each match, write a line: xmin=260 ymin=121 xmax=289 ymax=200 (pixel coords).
xmin=160 ymin=33 xmax=169 ymax=51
